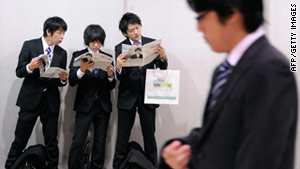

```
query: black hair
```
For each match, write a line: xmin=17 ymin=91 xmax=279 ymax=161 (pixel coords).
xmin=119 ymin=12 xmax=142 ymax=35
xmin=187 ymin=0 xmax=264 ymax=32
xmin=135 ymin=47 xmax=142 ymax=52
xmin=43 ymin=16 xmax=67 ymax=37
xmin=83 ymin=24 xmax=106 ymax=46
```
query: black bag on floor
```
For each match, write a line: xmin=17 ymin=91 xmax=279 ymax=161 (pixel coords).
xmin=80 ymin=141 xmax=91 ymax=169
xmin=120 ymin=141 xmax=155 ymax=169
xmin=10 ymin=144 xmax=47 ymax=169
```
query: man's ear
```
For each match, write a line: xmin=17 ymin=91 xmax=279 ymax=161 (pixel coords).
xmin=122 ymin=32 xmax=128 ymax=37
xmin=227 ymin=8 xmax=242 ymax=24
xmin=46 ymin=29 xmax=52 ymax=37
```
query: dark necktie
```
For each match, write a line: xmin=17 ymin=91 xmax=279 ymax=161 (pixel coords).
xmin=207 ymin=60 xmax=232 ymax=111
xmin=93 ymin=68 xmax=99 ymax=75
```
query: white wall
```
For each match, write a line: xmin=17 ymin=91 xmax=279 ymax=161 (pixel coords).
xmin=0 ymin=0 xmax=299 ymax=168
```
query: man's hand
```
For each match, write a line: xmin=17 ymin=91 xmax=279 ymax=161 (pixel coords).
xmin=116 ymin=53 xmax=128 ymax=71
xmin=28 ymin=57 xmax=42 ymax=70
xmin=59 ymin=71 xmax=68 ymax=81
xmin=80 ymin=59 xmax=95 ymax=72
xmin=162 ymin=140 xmax=191 ymax=169
xmin=107 ymin=65 xmax=114 ymax=77
xmin=156 ymin=44 xmax=166 ymax=60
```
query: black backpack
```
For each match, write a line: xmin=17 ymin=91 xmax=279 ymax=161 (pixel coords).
xmin=10 ymin=144 xmax=48 ymax=169
xmin=120 ymin=141 xmax=155 ymax=169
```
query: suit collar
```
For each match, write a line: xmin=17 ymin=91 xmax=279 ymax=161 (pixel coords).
xmin=41 ymin=37 xmax=54 ymax=54
xmin=124 ymin=36 xmax=148 ymax=45
xmin=227 ymin=27 xmax=265 ymax=67
xmin=128 ymin=38 xmax=142 ymax=46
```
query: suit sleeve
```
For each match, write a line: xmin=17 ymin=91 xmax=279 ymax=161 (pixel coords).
xmin=68 ymin=52 xmax=81 ymax=86
xmin=16 ymin=41 xmax=33 ymax=78
xmin=158 ymin=128 xmax=202 ymax=169
xmin=155 ymin=55 xmax=168 ymax=70
xmin=233 ymin=60 xmax=297 ymax=169
xmin=96 ymin=71 xmax=116 ymax=91
xmin=115 ymin=45 xmax=128 ymax=81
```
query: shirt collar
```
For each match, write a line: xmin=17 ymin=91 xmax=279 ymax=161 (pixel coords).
xmin=42 ymin=37 xmax=55 ymax=54
xmin=129 ymin=38 xmax=142 ymax=46
xmin=87 ymin=47 xmax=99 ymax=54
xmin=227 ymin=27 xmax=265 ymax=66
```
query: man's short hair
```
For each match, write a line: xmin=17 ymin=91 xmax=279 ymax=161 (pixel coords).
xmin=135 ymin=47 xmax=142 ymax=52
xmin=187 ymin=0 xmax=264 ymax=32
xmin=83 ymin=24 xmax=106 ymax=46
xmin=43 ymin=16 xmax=67 ymax=37
xmin=119 ymin=12 xmax=142 ymax=35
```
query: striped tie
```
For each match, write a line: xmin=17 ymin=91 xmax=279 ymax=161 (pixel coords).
xmin=207 ymin=60 xmax=232 ymax=111
xmin=46 ymin=46 xmax=52 ymax=60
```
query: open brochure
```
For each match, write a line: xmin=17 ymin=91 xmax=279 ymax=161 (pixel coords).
xmin=38 ymin=54 xmax=67 ymax=78
xmin=73 ymin=52 xmax=113 ymax=71
xmin=121 ymin=39 xmax=162 ymax=67
xmin=40 ymin=67 xmax=67 ymax=78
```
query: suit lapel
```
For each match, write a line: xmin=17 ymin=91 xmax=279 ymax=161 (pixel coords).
xmin=193 ymin=36 xmax=268 ymax=147
xmin=50 ymin=45 xmax=58 ymax=67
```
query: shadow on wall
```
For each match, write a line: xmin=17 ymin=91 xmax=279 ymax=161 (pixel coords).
xmin=2 ymin=79 xmax=22 ymax=164
xmin=2 ymin=78 xmax=44 ymax=164
xmin=60 ymin=84 xmax=77 ymax=169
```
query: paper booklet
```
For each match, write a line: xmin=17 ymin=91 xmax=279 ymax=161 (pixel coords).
xmin=38 ymin=54 xmax=67 ymax=78
xmin=40 ymin=67 xmax=67 ymax=78
xmin=73 ymin=52 xmax=113 ymax=71
xmin=121 ymin=39 xmax=162 ymax=67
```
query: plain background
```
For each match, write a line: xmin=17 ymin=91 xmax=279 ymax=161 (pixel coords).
xmin=0 ymin=0 xmax=299 ymax=168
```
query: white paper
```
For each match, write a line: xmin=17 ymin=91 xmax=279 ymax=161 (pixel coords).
xmin=40 ymin=67 xmax=67 ymax=78
xmin=121 ymin=39 xmax=162 ymax=67
xmin=38 ymin=54 xmax=49 ymax=74
xmin=144 ymin=69 xmax=180 ymax=104
xmin=73 ymin=52 xmax=113 ymax=71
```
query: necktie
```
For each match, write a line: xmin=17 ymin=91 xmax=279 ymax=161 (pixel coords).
xmin=207 ymin=60 xmax=232 ymax=111
xmin=46 ymin=46 xmax=51 ymax=59
xmin=133 ymin=41 xmax=141 ymax=46
xmin=93 ymin=68 xmax=99 ymax=75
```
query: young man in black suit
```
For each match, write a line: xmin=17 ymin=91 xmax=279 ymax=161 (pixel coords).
xmin=113 ymin=12 xmax=168 ymax=169
xmin=68 ymin=24 xmax=115 ymax=169
xmin=5 ymin=16 xmax=68 ymax=169
xmin=159 ymin=0 xmax=298 ymax=169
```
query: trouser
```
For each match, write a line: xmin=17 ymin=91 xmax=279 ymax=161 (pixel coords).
xmin=68 ymin=100 xmax=111 ymax=169
xmin=6 ymin=92 xmax=59 ymax=169
xmin=113 ymin=95 xmax=157 ymax=169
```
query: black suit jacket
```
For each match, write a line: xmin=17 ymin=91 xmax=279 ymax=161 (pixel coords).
xmin=159 ymin=36 xmax=298 ymax=169
xmin=115 ymin=36 xmax=168 ymax=110
xmin=16 ymin=38 xmax=67 ymax=114
xmin=69 ymin=48 xmax=116 ymax=113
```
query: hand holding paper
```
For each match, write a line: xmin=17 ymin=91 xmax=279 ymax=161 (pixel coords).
xmin=73 ymin=52 xmax=113 ymax=72
xmin=40 ymin=67 xmax=68 ymax=78
xmin=28 ymin=57 xmax=42 ymax=70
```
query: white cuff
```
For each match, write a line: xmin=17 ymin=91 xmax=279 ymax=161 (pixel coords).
xmin=26 ymin=64 xmax=33 ymax=74
xmin=77 ymin=68 xmax=85 ymax=79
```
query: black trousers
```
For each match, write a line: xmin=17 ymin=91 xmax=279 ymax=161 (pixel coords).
xmin=113 ymin=94 xmax=157 ymax=169
xmin=5 ymin=92 xmax=59 ymax=169
xmin=68 ymin=100 xmax=111 ymax=169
